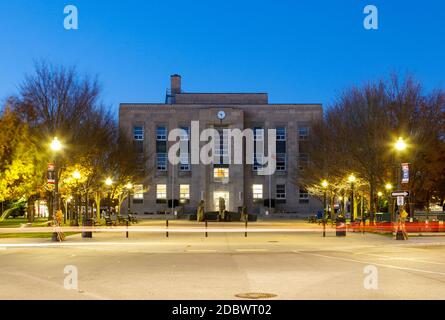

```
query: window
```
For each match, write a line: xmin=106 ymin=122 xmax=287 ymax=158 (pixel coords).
xmin=180 ymin=184 xmax=190 ymax=202
xmin=133 ymin=184 xmax=144 ymax=204
xmin=157 ymin=153 xmax=167 ymax=171
xmin=214 ymin=168 xmax=229 ymax=182
xmin=299 ymin=153 xmax=309 ymax=170
xmin=253 ymin=126 xmax=264 ymax=171
xmin=299 ymin=188 xmax=309 ymax=204
xmin=253 ymin=153 xmax=264 ymax=171
xmin=253 ymin=127 xmax=264 ymax=141
xmin=276 ymin=153 xmax=286 ymax=172
xmin=214 ymin=128 xmax=229 ymax=165
xmin=180 ymin=127 xmax=189 ymax=141
xmin=180 ymin=154 xmax=190 ymax=171
xmin=180 ymin=127 xmax=190 ymax=171
xmin=156 ymin=184 xmax=167 ymax=201
xmin=156 ymin=126 xmax=167 ymax=141
xmin=253 ymin=184 xmax=263 ymax=200
xmin=299 ymin=126 xmax=309 ymax=140
xmin=133 ymin=126 xmax=144 ymax=141
xmin=276 ymin=184 xmax=286 ymax=200
xmin=276 ymin=127 xmax=286 ymax=141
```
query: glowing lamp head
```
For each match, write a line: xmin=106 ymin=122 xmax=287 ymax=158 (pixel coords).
xmin=348 ymin=174 xmax=356 ymax=183
xmin=321 ymin=180 xmax=329 ymax=188
xmin=377 ymin=191 xmax=383 ymax=197
xmin=50 ymin=137 xmax=62 ymax=152
xmin=105 ymin=178 xmax=113 ymax=186
xmin=126 ymin=183 xmax=133 ymax=190
xmin=385 ymin=183 xmax=393 ymax=191
xmin=395 ymin=137 xmax=407 ymax=151
xmin=72 ymin=170 xmax=81 ymax=180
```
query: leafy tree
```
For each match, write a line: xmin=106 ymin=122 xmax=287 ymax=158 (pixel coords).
xmin=300 ymin=75 xmax=445 ymax=220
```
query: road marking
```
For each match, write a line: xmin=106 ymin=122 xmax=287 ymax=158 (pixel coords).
xmin=295 ymin=251 xmax=445 ymax=277
xmin=353 ymin=252 xmax=445 ymax=266
xmin=186 ymin=249 xmax=218 ymax=253
xmin=236 ymin=249 xmax=268 ymax=253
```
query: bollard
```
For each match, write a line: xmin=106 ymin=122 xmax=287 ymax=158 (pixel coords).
xmin=323 ymin=219 xmax=326 ymax=237
xmin=126 ymin=220 xmax=129 ymax=238
xmin=245 ymin=219 xmax=248 ymax=238
xmin=166 ymin=219 xmax=169 ymax=238
xmin=205 ymin=221 xmax=208 ymax=238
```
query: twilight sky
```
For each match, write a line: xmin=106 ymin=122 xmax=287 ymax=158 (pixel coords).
xmin=0 ymin=0 xmax=444 ymax=114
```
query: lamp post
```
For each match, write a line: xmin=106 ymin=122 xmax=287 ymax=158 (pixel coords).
xmin=385 ymin=183 xmax=394 ymax=222
xmin=50 ymin=137 xmax=62 ymax=220
xmin=348 ymin=174 xmax=356 ymax=221
xmin=394 ymin=137 xmax=407 ymax=190
xmin=348 ymin=174 xmax=356 ymax=223
xmin=105 ymin=178 xmax=113 ymax=215
xmin=321 ymin=180 xmax=329 ymax=237
xmin=126 ymin=183 xmax=133 ymax=215
xmin=72 ymin=170 xmax=81 ymax=226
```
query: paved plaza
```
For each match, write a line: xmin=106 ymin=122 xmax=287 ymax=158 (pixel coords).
xmin=1 ymin=221 xmax=444 ymax=300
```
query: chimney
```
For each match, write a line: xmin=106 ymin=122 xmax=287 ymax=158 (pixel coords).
xmin=171 ymin=74 xmax=181 ymax=95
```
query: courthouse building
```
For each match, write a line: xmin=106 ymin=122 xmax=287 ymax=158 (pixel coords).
xmin=119 ymin=75 xmax=323 ymax=217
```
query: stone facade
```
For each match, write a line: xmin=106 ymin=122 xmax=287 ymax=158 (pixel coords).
xmin=119 ymin=75 xmax=323 ymax=217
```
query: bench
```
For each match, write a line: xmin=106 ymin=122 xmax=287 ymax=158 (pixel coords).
xmin=105 ymin=216 xmax=116 ymax=226
xmin=127 ymin=214 xmax=138 ymax=224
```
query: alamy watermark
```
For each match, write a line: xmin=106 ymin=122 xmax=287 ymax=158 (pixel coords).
xmin=64 ymin=5 xmax=78 ymax=30
xmin=167 ymin=121 xmax=277 ymax=175
xmin=363 ymin=265 xmax=378 ymax=290
xmin=363 ymin=5 xmax=378 ymax=30
xmin=64 ymin=265 xmax=78 ymax=290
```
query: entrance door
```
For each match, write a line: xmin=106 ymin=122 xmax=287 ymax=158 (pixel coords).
xmin=213 ymin=191 xmax=230 ymax=211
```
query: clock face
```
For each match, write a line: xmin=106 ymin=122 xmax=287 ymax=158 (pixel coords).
xmin=217 ymin=111 xmax=226 ymax=120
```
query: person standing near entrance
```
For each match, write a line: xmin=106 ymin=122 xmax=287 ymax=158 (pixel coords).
xmin=218 ymin=197 xmax=226 ymax=222
xmin=197 ymin=200 xmax=205 ymax=222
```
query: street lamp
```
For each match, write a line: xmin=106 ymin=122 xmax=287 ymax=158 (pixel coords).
xmin=321 ymin=180 xmax=329 ymax=237
xmin=395 ymin=137 xmax=407 ymax=152
xmin=348 ymin=174 xmax=356 ymax=223
xmin=50 ymin=137 xmax=63 ymax=220
xmin=393 ymin=136 xmax=408 ymax=218
xmin=105 ymin=178 xmax=114 ymax=215
xmin=72 ymin=170 xmax=81 ymax=226
xmin=50 ymin=137 xmax=62 ymax=152
xmin=126 ymin=183 xmax=133 ymax=215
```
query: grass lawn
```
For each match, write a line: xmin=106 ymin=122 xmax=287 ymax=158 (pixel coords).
xmin=0 ymin=218 xmax=79 ymax=238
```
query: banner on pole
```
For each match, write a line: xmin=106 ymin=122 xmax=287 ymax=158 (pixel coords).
xmin=47 ymin=163 xmax=55 ymax=185
xmin=401 ymin=163 xmax=409 ymax=184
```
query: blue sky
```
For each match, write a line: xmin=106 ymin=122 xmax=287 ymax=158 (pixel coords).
xmin=1 ymin=0 xmax=444 ymax=113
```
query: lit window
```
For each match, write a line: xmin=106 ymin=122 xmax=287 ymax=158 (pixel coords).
xmin=133 ymin=126 xmax=144 ymax=141
xmin=276 ymin=184 xmax=286 ymax=199
xmin=299 ymin=188 xmax=309 ymax=204
xmin=214 ymin=168 xmax=229 ymax=181
xmin=157 ymin=153 xmax=167 ymax=171
xmin=253 ymin=184 xmax=263 ymax=200
xmin=156 ymin=126 xmax=167 ymax=141
xmin=299 ymin=127 xmax=309 ymax=140
xmin=133 ymin=184 xmax=144 ymax=204
xmin=276 ymin=153 xmax=286 ymax=171
xmin=276 ymin=127 xmax=286 ymax=141
xmin=180 ymin=184 xmax=190 ymax=201
xmin=156 ymin=184 xmax=167 ymax=200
